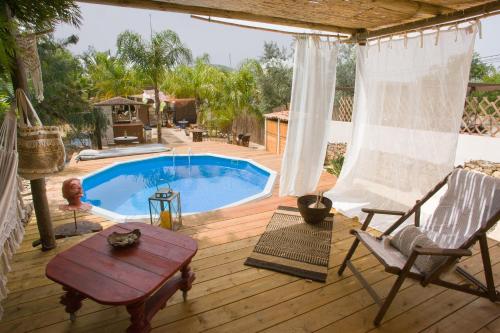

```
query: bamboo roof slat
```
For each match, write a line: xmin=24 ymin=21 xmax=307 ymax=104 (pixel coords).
xmin=93 ymin=96 xmax=143 ymax=106
xmin=80 ymin=0 xmax=500 ymax=39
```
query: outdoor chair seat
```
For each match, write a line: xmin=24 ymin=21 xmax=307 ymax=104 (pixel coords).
xmin=338 ymin=168 xmax=500 ymax=326
xmin=354 ymin=230 xmax=422 ymax=275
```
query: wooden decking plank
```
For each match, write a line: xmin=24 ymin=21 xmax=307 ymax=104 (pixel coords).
xmin=22 ymin=229 xmax=371 ymax=333
xmin=156 ymin=258 xmax=385 ymax=333
xmin=49 ymin=250 xmax=377 ymax=333
xmin=420 ymin=297 xmax=500 ymax=333
xmin=265 ymin=244 xmax=500 ymax=333
xmin=361 ymin=264 xmax=500 ymax=333
xmin=83 ymin=243 xmax=375 ymax=333
xmin=474 ymin=317 xmax=500 ymax=333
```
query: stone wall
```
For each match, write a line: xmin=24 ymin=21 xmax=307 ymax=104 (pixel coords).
xmin=324 ymin=142 xmax=347 ymax=165
xmin=463 ymin=160 xmax=500 ymax=178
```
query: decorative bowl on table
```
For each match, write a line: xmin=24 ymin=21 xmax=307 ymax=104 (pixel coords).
xmin=107 ymin=229 xmax=141 ymax=248
xmin=297 ymin=195 xmax=333 ymax=224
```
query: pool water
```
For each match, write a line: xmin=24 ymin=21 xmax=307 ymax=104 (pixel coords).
xmin=82 ymin=154 xmax=275 ymax=219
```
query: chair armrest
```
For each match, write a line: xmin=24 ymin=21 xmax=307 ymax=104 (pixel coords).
xmin=414 ymin=246 xmax=472 ymax=257
xmin=361 ymin=208 xmax=405 ymax=216
xmin=360 ymin=208 xmax=406 ymax=233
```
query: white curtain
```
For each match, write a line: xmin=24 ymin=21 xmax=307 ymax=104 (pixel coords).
xmin=280 ymin=36 xmax=338 ymax=196
xmin=326 ymin=25 xmax=477 ymax=230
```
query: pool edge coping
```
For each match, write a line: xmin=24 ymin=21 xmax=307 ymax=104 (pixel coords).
xmin=80 ymin=152 xmax=277 ymax=223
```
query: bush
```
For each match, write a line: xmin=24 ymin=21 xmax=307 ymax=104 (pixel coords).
xmin=325 ymin=142 xmax=346 ymax=177
xmin=326 ymin=155 xmax=345 ymax=177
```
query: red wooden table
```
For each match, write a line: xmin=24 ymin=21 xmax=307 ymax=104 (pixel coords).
xmin=46 ymin=222 xmax=197 ymax=333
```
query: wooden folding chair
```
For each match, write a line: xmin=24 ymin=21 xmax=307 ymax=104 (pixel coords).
xmin=337 ymin=168 xmax=500 ymax=326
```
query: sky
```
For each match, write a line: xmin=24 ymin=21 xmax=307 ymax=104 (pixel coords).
xmin=55 ymin=3 xmax=500 ymax=68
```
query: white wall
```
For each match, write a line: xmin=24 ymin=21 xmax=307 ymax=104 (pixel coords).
xmin=454 ymin=134 xmax=500 ymax=164
xmin=328 ymin=121 xmax=500 ymax=164
xmin=328 ymin=121 xmax=353 ymax=144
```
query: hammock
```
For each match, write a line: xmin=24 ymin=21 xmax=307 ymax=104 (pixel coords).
xmin=0 ymin=108 xmax=31 ymax=318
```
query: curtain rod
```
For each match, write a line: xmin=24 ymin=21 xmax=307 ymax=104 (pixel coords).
xmin=364 ymin=10 xmax=499 ymax=41
xmin=190 ymin=15 xmax=350 ymax=40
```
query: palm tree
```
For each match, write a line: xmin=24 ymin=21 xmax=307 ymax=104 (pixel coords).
xmin=163 ymin=57 xmax=261 ymax=140
xmin=0 ymin=0 xmax=81 ymax=79
xmin=117 ymin=30 xmax=192 ymax=143
xmin=82 ymin=49 xmax=143 ymax=100
xmin=223 ymin=62 xmax=260 ymax=141
xmin=163 ymin=55 xmax=225 ymax=115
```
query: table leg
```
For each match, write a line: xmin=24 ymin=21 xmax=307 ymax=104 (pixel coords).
xmin=60 ymin=287 xmax=86 ymax=322
xmin=180 ymin=263 xmax=195 ymax=301
xmin=126 ymin=301 xmax=151 ymax=333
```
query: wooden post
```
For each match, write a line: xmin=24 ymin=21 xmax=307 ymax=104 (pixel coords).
xmin=264 ymin=118 xmax=267 ymax=151
xmin=277 ymin=119 xmax=280 ymax=154
xmin=96 ymin=126 xmax=103 ymax=150
xmin=154 ymin=87 xmax=162 ymax=143
xmin=4 ymin=3 xmax=56 ymax=250
xmin=94 ymin=109 xmax=103 ymax=150
xmin=30 ymin=178 xmax=56 ymax=250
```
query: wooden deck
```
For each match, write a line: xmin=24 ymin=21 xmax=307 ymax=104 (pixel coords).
xmin=2 ymin=141 xmax=500 ymax=332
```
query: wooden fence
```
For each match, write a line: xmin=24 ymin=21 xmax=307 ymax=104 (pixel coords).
xmin=461 ymin=96 xmax=500 ymax=137
xmin=332 ymin=95 xmax=500 ymax=137
xmin=232 ymin=113 xmax=265 ymax=145
xmin=332 ymin=96 xmax=353 ymax=122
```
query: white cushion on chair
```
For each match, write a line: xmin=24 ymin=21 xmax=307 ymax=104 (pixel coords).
xmin=390 ymin=225 xmax=448 ymax=274
xmin=356 ymin=230 xmax=422 ymax=275
xmin=422 ymin=169 xmax=500 ymax=249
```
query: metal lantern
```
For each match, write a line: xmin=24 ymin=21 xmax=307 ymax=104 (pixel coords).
xmin=148 ymin=188 xmax=182 ymax=230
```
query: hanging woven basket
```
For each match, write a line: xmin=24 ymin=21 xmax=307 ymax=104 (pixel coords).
xmin=16 ymin=89 xmax=65 ymax=180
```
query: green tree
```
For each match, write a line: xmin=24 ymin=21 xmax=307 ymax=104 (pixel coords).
xmin=483 ymin=71 xmax=500 ymax=84
xmin=0 ymin=0 xmax=82 ymax=126
xmin=0 ymin=0 xmax=81 ymax=80
xmin=0 ymin=78 xmax=13 ymax=123
xmin=163 ymin=54 xmax=228 ymax=114
xmin=35 ymin=35 xmax=109 ymax=149
xmin=469 ymin=52 xmax=496 ymax=82
xmin=335 ymin=44 xmax=356 ymax=100
xmin=201 ymin=61 xmax=259 ymax=139
xmin=255 ymin=41 xmax=293 ymax=114
xmin=82 ymin=48 xmax=144 ymax=100
xmin=35 ymin=35 xmax=88 ymax=125
xmin=225 ymin=61 xmax=260 ymax=138
xmin=117 ymin=30 xmax=192 ymax=143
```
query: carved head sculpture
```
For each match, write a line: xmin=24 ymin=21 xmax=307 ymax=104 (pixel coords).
xmin=62 ymin=178 xmax=84 ymax=207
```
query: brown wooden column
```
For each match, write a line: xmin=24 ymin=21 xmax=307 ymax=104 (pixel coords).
xmin=30 ymin=178 xmax=56 ymax=250
xmin=4 ymin=3 xmax=56 ymax=251
xmin=154 ymin=87 xmax=162 ymax=143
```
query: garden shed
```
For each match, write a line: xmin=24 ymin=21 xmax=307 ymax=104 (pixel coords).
xmin=129 ymin=94 xmax=153 ymax=126
xmin=171 ymin=98 xmax=197 ymax=124
xmin=94 ymin=96 xmax=145 ymax=144
xmin=264 ymin=110 xmax=288 ymax=154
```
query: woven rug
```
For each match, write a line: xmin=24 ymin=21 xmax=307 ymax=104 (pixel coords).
xmin=244 ymin=206 xmax=334 ymax=282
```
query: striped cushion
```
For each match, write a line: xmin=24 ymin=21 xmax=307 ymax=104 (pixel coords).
xmin=390 ymin=226 xmax=447 ymax=274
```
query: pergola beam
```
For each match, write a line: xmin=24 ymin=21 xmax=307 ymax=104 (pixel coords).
xmin=355 ymin=1 xmax=500 ymax=41
xmin=190 ymin=15 xmax=350 ymax=39
xmin=376 ymin=0 xmax=453 ymax=17
xmin=79 ymin=0 xmax=357 ymax=35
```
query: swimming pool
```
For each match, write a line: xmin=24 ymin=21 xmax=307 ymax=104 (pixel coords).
xmin=81 ymin=154 xmax=276 ymax=221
